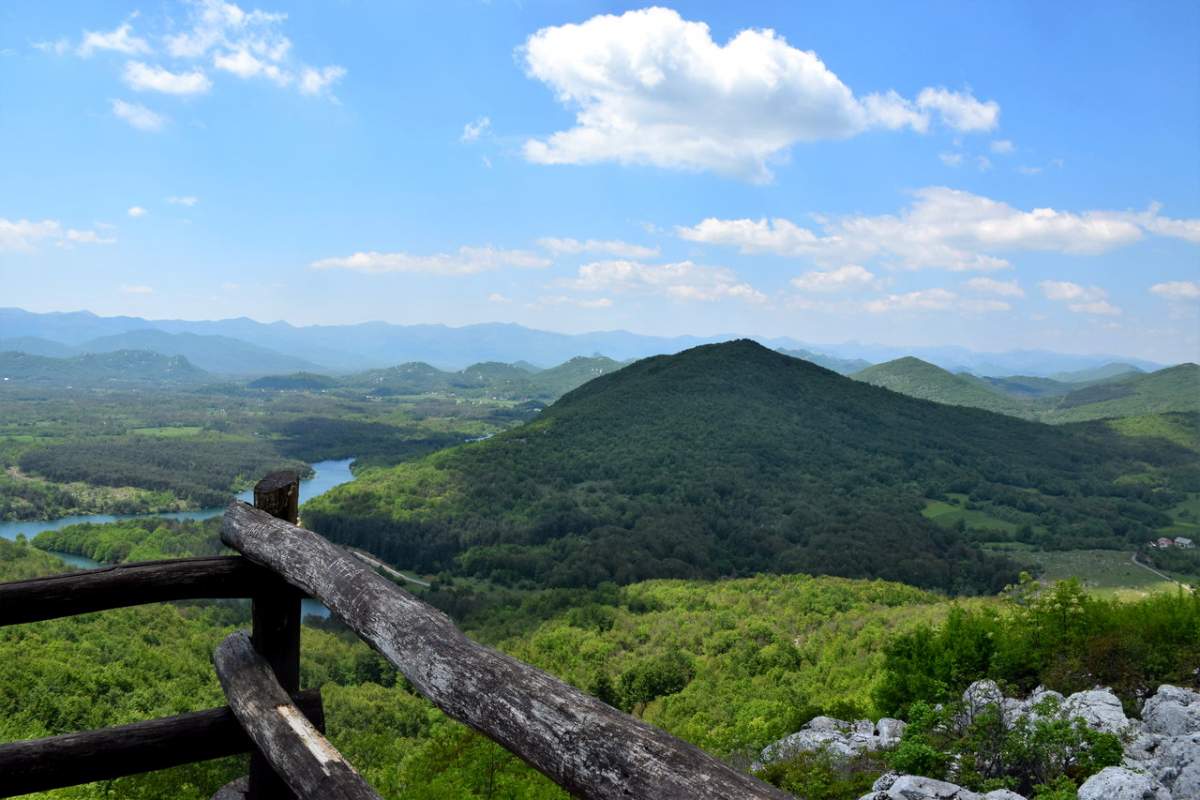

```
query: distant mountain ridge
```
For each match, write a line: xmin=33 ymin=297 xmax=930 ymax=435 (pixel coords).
xmin=851 ymin=357 xmax=1199 ymax=423
xmin=0 ymin=307 xmax=1169 ymax=376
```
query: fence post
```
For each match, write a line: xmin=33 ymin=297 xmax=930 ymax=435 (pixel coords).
xmin=247 ymin=471 xmax=302 ymax=800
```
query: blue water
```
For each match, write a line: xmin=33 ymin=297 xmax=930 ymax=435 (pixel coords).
xmin=1 ymin=458 xmax=357 ymax=619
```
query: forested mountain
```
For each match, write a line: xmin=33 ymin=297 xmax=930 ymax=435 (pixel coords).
xmin=851 ymin=357 xmax=1028 ymax=416
xmin=1041 ymin=363 xmax=1200 ymax=423
xmin=251 ymin=355 xmax=627 ymax=402
xmin=778 ymin=348 xmax=872 ymax=375
xmin=853 ymin=357 xmax=1200 ymax=424
xmin=303 ymin=341 xmax=1191 ymax=594
xmin=0 ymin=350 xmax=209 ymax=387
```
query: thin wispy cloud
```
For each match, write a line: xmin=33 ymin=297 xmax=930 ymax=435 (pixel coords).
xmin=111 ymin=99 xmax=166 ymax=131
xmin=311 ymin=246 xmax=551 ymax=275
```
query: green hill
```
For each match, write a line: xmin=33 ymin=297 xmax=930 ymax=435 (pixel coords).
xmin=304 ymin=341 xmax=1190 ymax=595
xmin=851 ymin=357 xmax=1030 ymax=416
xmin=525 ymin=355 xmax=625 ymax=399
xmin=1042 ymin=363 xmax=1200 ymax=423
xmin=1050 ymin=362 xmax=1144 ymax=383
xmin=247 ymin=371 xmax=339 ymax=390
xmin=0 ymin=350 xmax=209 ymax=388
xmin=778 ymin=348 xmax=871 ymax=375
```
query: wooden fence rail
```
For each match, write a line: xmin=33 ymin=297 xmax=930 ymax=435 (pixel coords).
xmin=222 ymin=501 xmax=791 ymax=800
xmin=0 ymin=691 xmax=323 ymax=798
xmin=0 ymin=473 xmax=792 ymax=800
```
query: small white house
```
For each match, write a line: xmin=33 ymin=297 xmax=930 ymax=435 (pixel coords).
xmin=1176 ymin=537 xmax=1195 ymax=549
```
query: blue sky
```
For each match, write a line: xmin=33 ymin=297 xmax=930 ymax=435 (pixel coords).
xmin=1 ymin=1 xmax=1198 ymax=362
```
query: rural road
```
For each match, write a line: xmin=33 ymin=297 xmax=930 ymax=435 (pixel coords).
xmin=1130 ymin=553 xmax=1193 ymax=593
xmin=352 ymin=550 xmax=432 ymax=588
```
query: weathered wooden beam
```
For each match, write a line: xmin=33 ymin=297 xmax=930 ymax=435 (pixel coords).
xmin=249 ymin=471 xmax=303 ymax=800
xmin=222 ymin=501 xmax=792 ymax=800
xmin=214 ymin=632 xmax=381 ymax=800
xmin=0 ymin=556 xmax=285 ymax=627
xmin=0 ymin=690 xmax=323 ymax=798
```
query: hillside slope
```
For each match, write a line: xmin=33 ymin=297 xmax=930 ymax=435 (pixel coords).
xmin=305 ymin=341 xmax=1188 ymax=594
xmin=0 ymin=350 xmax=209 ymax=387
xmin=1042 ymin=363 xmax=1200 ymax=422
xmin=851 ymin=357 xmax=1030 ymax=416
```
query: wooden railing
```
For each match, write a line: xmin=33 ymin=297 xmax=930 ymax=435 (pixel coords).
xmin=0 ymin=473 xmax=789 ymax=800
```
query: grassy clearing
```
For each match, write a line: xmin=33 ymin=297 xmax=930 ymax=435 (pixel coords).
xmin=922 ymin=494 xmax=1020 ymax=533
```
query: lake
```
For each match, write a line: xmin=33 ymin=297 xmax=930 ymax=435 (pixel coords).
xmin=0 ymin=458 xmax=357 ymax=618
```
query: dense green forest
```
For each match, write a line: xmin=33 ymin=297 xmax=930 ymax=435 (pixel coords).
xmin=3 ymin=531 xmax=1193 ymax=799
xmin=304 ymin=341 xmax=1193 ymax=594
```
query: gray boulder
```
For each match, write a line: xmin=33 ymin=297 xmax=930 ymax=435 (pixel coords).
xmin=856 ymin=773 xmax=1024 ymax=799
xmin=1062 ymin=688 xmax=1131 ymax=735
xmin=1077 ymin=766 xmax=1170 ymax=800
xmin=1142 ymin=685 xmax=1200 ymax=737
xmin=962 ymin=680 xmax=1005 ymax=721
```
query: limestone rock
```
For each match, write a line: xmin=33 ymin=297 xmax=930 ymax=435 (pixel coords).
xmin=1077 ymin=766 xmax=1170 ymax=800
xmin=1062 ymin=688 xmax=1131 ymax=735
xmin=1142 ymin=685 xmax=1200 ymax=737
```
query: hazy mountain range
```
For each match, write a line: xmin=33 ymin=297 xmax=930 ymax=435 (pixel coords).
xmin=0 ymin=307 xmax=1168 ymax=377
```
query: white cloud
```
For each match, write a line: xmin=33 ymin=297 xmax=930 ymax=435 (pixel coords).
xmin=167 ymin=195 xmax=200 ymax=206
xmin=487 ymin=292 xmax=513 ymax=304
xmin=111 ymin=99 xmax=166 ymax=131
xmin=299 ymin=65 xmax=346 ymax=95
xmin=537 ymin=236 xmax=659 ymax=259
xmin=790 ymin=265 xmax=878 ymax=292
xmin=990 ymin=139 xmax=1015 ymax=154
xmin=939 ymin=152 xmax=964 ymax=167
xmin=1039 ymin=280 xmax=1121 ymax=316
xmin=864 ymin=288 xmax=957 ymax=313
xmin=1136 ymin=204 xmax=1200 ymax=243
xmin=678 ymin=187 xmax=1163 ymax=272
xmin=915 ymin=87 xmax=1000 ymax=132
xmin=127 ymin=206 xmax=148 ymax=218
xmin=32 ymin=39 xmax=70 ymax=56
xmin=964 ymin=277 xmax=1024 ymax=297
xmin=78 ymin=22 xmax=151 ymax=57
xmin=520 ymin=8 xmax=999 ymax=181
xmin=461 ymin=116 xmax=491 ymax=143
xmin=1017 ymin=165 xmax=1042 ymax=175
xmin=120 ymin=284 xmax=154 ymax=295
xmin=976 ymin=155 xmax=992 ymax=171
xmin=213 ymin=48 xmax=290 ymax=85
xmin=123 ymin=61 xmax=212 ymax=95
xmin=1 ymin=218 xmax=115 ymax=251
xmin=1150 ymin=281 xmax=1200 ymax=300
xmin=311 ymin=246 xmax=551 ymax=275
xmin=566 ymin=259 xmax=766 ymax=303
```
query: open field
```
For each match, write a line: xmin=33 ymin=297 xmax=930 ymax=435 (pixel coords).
xmin=1028 ymin=549 xmax=1184 ymax=599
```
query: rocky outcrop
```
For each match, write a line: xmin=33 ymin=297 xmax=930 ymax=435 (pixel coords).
xmin=1077 ymin=766 xmax=1170 ymax=800
xmin=762 ymin=683 xmax=1200 ymax=800
xmin=1122 ymin=685 xmax=1200 ymax=800
xmin=754 ymin=715 xmax=906 ymax=765
xmin=857 ymin=773 xmax=1027 ymax=800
